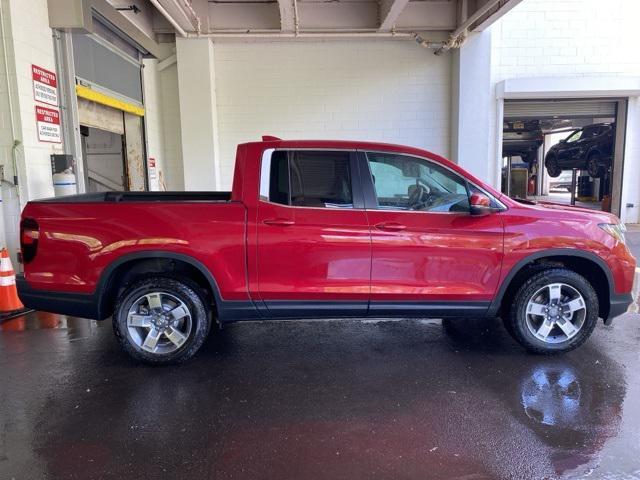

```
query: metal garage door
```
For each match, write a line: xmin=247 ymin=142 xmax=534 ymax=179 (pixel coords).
xmin=504 ymin=100 xmax=617 ymax=119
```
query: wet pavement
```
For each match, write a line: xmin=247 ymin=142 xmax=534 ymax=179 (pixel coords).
xmin=0 ymin=235 xmax=638 ymax=479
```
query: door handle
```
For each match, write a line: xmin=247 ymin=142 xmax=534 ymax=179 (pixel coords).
xmin=374 ymin=222 xmax=407 ymax=232
xmin=263 ymin=218 xmax=295 ymax=227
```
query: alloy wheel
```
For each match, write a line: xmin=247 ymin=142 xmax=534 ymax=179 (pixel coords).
xmin=525 ymin=283 xmax=587 ymax=344
xmin=126 ymin=292 xmax=192 ymax=354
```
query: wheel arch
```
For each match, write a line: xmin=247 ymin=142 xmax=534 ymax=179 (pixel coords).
xmin=490 ymin=249 xmax=613 ymax=320
xmin=544 ymin=150 xmax=557 ymax=165
xmin=587 ymin=147 xmax=602 ymax=160
xmin=96 ymin=251 xmax=222 ymax=319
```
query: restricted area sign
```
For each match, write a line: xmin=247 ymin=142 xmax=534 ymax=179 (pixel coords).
xmin=148 ymin=157 xmax=157 ymax=180
xmin=35 ymin=105 xmax=62 ymax=143
xmin=32 ymin=64 xmax=58 ymax=106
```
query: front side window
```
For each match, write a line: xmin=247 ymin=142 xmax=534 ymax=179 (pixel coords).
xmin=366 ymin=152 xmax=470 ymax=213
xmin=565 ymin=130 xmax=583 ymax=143
xmin=263 ymin=150 xmax=354 ymax=209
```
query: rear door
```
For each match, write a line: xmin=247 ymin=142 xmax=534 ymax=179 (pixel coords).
xmin=360 ymin=151 xmax=504 ymax=316
xmin=255 ymin=150 xmax=371 ymax=317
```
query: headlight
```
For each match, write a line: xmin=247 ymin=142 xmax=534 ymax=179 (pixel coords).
xmin=599 ymin=223 xmax=627 ymax=244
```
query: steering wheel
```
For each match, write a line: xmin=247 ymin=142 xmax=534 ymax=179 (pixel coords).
xmin=408 ymin=184 xmax=430 ymax=210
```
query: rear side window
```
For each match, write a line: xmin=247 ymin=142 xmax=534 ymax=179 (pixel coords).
xmin=268 ymin=151 xmax=289 ymax=205
xmin=263 ymin=151 xmax=354 ymax=209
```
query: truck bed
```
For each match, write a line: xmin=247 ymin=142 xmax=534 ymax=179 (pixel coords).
xmin=34 ymin=191 xmax=232 ymax=203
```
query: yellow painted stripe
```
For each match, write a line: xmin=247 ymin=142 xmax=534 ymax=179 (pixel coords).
xmin=75 ymin=85 xmax=145 ymax=117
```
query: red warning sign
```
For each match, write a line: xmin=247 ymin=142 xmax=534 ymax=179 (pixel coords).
xmin=32 ymin=64 xmax=58 ymax=106
xmin=35 ymin=105 xmax=62 ymax=143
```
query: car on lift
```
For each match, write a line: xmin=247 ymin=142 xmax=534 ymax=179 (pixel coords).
xmin=545 ymin=123 xmax=614 ymax=179
xmin=502 ymin=119 xmax=544 ymax=165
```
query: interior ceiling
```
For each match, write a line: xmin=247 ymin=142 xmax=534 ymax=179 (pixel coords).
xmin=113 ymin=0 xmax=523 ymax=39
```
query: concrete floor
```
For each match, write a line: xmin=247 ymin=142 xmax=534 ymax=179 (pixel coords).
xmin=0 ymin=234 xmax=638 ymax=479
xmin=532 ymin=191 xmax=602 ymax=211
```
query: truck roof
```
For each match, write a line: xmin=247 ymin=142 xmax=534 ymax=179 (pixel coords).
xmin=244 ymin=137 xmax=450 ymax=164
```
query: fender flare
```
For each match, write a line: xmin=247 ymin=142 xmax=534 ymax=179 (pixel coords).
xmin=487 ymin=248 xmax=614 ymax=317
xmin=96 ymin=251 xmax=223 ymax=318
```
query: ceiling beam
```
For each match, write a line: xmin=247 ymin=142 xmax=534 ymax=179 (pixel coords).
xmin=378 ymin=0 xmax=410 ymax=32
xmin=470 ymin=0 xmax=523 ymax=32
xmin=278 ymin=0 xmax=296 ymax=32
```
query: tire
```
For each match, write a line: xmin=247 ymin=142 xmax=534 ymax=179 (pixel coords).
xmin=113 ymin=277 xmax=211 ymax=364
xmin=545 ymin=156 xmax=561 ymax=178
xmin=504 ymin=268 xmax=598 ymax=354
xmin=587 ymin=153 xmax=604 ymax=178
xmin=521 ymin=151 xmax=536 ymax=165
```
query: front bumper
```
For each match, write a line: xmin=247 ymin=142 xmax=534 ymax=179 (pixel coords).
xmin=604 ymin=293 xmax=634 ymax=325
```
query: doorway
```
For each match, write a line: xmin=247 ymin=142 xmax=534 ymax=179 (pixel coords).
xmin=501 ymin=99 xmax=626 ymax=216
xmin=80 ymin=126 xmax=127 ymax=192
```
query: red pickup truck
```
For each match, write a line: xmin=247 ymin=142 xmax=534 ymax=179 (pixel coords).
xmin=17 ymin=138 xmax=636 ymax=364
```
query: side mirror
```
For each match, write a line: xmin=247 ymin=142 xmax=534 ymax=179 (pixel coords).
xmin=470 ymin=192 xmax=498 ymax=216
xmin=559 ymin=139 xmax=567 ymax=144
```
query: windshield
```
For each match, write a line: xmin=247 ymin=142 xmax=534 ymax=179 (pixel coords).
xmin=565 ymin=130 xmax=582 ymax=143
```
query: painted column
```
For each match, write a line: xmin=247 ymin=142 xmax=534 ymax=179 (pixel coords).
xmin=450 ymin=30 xmax=495 ymax=185
xmin=176 ymin=37 xmax=221 ymax=191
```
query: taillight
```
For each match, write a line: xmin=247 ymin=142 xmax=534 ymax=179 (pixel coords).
xmin=20 ymin=218 xmax=39 ymax=263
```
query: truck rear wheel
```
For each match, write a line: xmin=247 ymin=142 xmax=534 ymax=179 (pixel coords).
xmin=504 ymin=268 xmax=598 ymax=354
xmin=113 ymin=277 xmax=211 ymax=364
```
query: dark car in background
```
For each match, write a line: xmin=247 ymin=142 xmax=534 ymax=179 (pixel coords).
xmin=545 ymin=123 xmax=614 ymax=178
xmin=503 ymin=120 xmax=543 ymax=165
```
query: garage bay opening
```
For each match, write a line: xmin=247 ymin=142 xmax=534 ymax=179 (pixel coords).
xmin=501 ymin=99 xmax=627 ymax=216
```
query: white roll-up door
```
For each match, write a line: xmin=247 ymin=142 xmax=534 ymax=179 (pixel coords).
xmin=504 ymin=100 xmax=617 ymax=119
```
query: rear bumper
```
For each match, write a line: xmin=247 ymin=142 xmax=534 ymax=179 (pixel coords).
xmin=604 ymin=293 xmax=634 ymax=325
xmin=16 ymin=274 xmax=103 ymax=320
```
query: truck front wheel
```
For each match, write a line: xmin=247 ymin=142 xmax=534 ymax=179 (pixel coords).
xmin=504 ymin=268 xmax=599 ymax=354
xmin=113 ymin=277 xmax=211 ymax=364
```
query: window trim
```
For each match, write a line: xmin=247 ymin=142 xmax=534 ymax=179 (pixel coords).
xmin=359 ymin=150 xmax=507 ymax=214
xmin=258 ymin=148 xmax=365 ymax=210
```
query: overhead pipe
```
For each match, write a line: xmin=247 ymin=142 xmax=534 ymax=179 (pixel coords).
xmin=188 ymin=29 xmax=445 ymax=49
xmin=148 ymin=0 xmax=188 ymax=37
xmin=170 ymin=0 xmax=202 ymax=34
xmin=434 ymin=0 xmax=502 ymax=54
xmin=293 ymin=0 xmax=300 ymax=36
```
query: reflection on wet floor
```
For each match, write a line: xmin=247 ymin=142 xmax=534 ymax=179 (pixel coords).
xmin=521 ymin=365 xmax=582 ymax=427
xmin=1 ymin=310 xmax=639 ymax=479
xmin=0 ymin=268 xmax=638 ymax=479
xmin=0 ymin=310 xmax=99 ymax=340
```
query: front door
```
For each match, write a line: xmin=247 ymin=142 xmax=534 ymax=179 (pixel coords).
xmin=360 ymin=151 xmax=504 ymax=316
xmin=256 ymin=150 xmax=371 ymax=317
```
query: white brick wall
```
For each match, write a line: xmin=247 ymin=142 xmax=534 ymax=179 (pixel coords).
xmin=213 ymin=39 xmax=451 ymax=189
xmin=0 ymin=0 xmax=59 ymax=257
xmin=491 ymin=0 xmax=640 ymax=82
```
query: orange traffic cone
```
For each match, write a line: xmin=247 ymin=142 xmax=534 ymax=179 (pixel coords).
xmin=0 ymin=248 xmax=24 ymax=313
